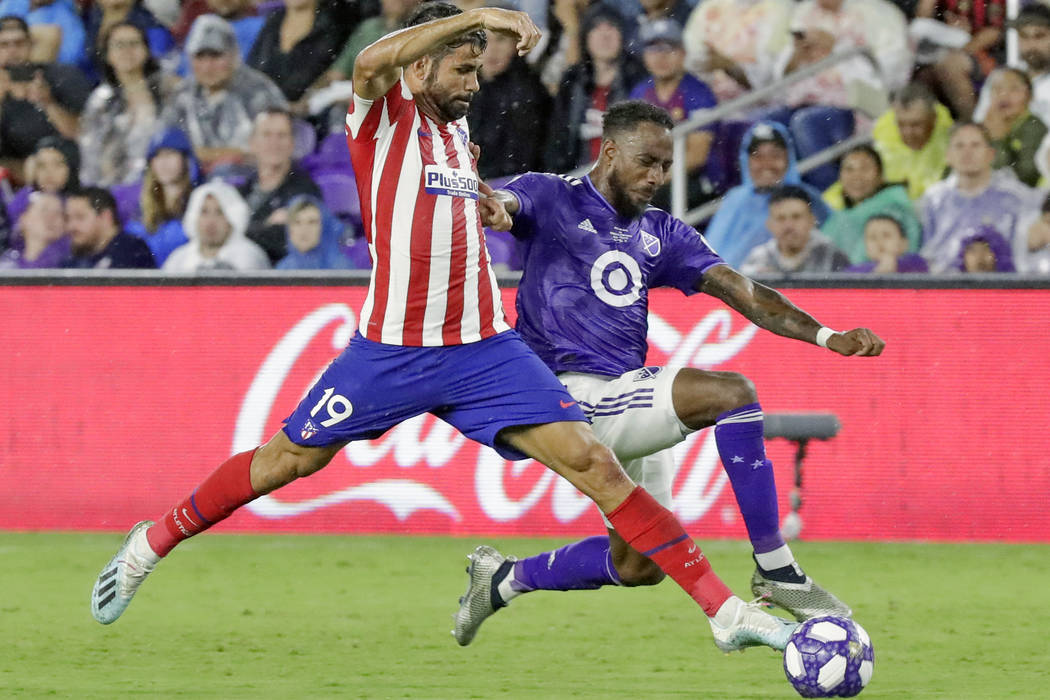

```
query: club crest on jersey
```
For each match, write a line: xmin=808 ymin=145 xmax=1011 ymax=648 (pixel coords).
xmin=301 ymin=419 xmax=319 ymax=441
xmin=632 ymin=366 xmax=662 ymax=381
xmin=424 ymin=165 xmax=479 ymax=200
xmin=641 ymin=231 xmax=661 ymax=256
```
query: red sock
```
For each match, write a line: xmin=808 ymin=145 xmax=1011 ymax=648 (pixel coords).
xmin=146 ymin=449 xmax=259 ymax=557
xmin=606 ymin=486 xmax=733 ymax=616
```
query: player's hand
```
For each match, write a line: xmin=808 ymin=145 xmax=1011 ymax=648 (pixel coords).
xmin=826 ymin=328 xmax=885 ymax=357
xmin=478 ymin=180 xmax=513 ymax=231
xmin=476 ymin=8 xmax=541 ymax=56
xmin=468 ymin=140 xmax=481 ymax=167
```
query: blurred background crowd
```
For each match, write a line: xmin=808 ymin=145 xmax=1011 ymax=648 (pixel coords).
xmin=1 ymin=0 xmax=1049 ymax=275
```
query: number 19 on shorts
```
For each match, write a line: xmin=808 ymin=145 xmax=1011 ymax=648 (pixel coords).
xmin=310 ymin=387 xmax=354 ymax=427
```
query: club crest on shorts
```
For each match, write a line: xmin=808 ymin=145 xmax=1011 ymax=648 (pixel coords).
xmin=632 ymin=366 xmax=661 ymax=381
xmin=301 ymin=419 xmax=319 ymax=441
xmin=641 ymin=231 xmax=661 ymax=257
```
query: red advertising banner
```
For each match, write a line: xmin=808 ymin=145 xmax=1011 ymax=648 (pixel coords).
xmin=1 ymin=285 xmax=1048 ymax=542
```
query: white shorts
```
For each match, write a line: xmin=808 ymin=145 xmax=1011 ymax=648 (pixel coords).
xmin=559 ymin=367 xmax=691 ymax=527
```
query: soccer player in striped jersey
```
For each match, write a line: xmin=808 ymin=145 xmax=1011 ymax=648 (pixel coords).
xmin=90 ymin=4 xmax=799 ymax=654
xmin=452 ymin=101 xmax=885 ymax=645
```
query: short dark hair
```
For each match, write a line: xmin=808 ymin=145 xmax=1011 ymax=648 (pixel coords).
xmin=0 ymin=15 xmax=28 ymax=36
xmin=841 ymin=144 xmax=883 ymax=174
xmin=404 ymin=1 xmax=487 ymax=59
xmin=68 ymin=186 xmax=119 ymax=220
xmin=864 ymin=214 xmax=905 ymax=236
xmin=254 ymin=106 xmax=295 ymax=131
xmin=893 ymin=82 xmax=937 ymax=111
xmin=768 ymin=184 xmax=812 ymax=209
xmin=948 ymin=120 xmax=993 ymax=146
xmin=602 ymin=100 xmax=675 ymax=140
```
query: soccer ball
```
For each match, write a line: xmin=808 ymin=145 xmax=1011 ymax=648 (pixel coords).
xmin=783 ymin=616 xmax=874 ymax=697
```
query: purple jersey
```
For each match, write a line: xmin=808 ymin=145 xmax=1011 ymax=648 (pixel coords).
xmin=505 ymin=173 xmax=724 ymax=376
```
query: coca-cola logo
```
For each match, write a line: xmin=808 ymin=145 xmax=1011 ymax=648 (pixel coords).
xmin=235 ymin=303 xmax=759 ymax=526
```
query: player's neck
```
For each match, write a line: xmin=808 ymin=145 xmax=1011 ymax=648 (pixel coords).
xmin=589 ymin=168 xmax=640 ymax=220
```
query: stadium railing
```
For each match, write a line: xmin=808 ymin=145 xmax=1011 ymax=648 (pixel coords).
xmin=568 ymin=47 xmax=880 ymax=223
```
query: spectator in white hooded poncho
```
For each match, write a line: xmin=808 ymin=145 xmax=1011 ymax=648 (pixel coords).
xmin=162 ymin=179 xmax=270 ymax=272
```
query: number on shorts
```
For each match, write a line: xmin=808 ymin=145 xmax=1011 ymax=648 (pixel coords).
xmin=309 ymin=387 xmax=354 ymax=427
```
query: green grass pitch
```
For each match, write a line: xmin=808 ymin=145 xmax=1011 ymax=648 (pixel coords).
xmin=2 ymin=533 xmax=1047 ymax=698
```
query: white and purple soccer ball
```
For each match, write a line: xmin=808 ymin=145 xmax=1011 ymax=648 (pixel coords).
xmin=783 ymin=616 xmax=874 ymax=698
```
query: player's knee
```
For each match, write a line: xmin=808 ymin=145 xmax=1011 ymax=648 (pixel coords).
xmin=720 ymin=372 xmax=758 ymax=410
xmin=615 ymin=557 xmax=665 ymax=587
xmin=562 ymin=441 xmax=630 ymax=494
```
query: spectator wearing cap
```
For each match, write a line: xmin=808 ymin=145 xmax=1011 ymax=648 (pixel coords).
xmin=629 ymin=18 xmax=722 ymax=208
xmin=872 ymin=82 xmax=953 ymax=200
xmin=0 ymin=14 xmax=91 ymax=178
xmin=467 ymin=2 xmax=549 ymax=181
xmin=739 ymin=184 xmax=850 ymax=275
xmin=0 ymin=0 xmax=86 ymax=65
xmin=543 ymin=6 xmax=645 ymax=173
xmin=704 ymin=121 xmax=831 ymax=268
xmin=62 ymin=186 xmax=156 ymax=269
xmin=159 ymin=14 xmax=287 ymax=176
xmin=173 ymin=0 xmax=265 ymax=78
xmin=919 ymin=122 xmax=1040 ymax=273
xmin=621 ymin=0 xmax=694 ymax=56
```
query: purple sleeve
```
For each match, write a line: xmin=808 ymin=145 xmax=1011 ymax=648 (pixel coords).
xmin=501 ymin=172 xmax=551 ymax=239
xmin=652 ymin=216 xmax=725 ymax=295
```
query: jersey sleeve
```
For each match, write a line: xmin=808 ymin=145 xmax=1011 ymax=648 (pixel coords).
xmin=346 ymin=75 xmax=413 ymax=142
xmin=501 ymin=172 xmax=558 ymax=240
xmin=651 ymin=215 xmax=725 ymax=294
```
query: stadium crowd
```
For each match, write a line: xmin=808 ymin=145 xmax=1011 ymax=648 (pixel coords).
xmin=1 ymin=0 xmax=1049 ymax=275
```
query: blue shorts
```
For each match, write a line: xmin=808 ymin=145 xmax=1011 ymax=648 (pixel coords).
xmin=283 ymin=330 xmax=587 ymax=460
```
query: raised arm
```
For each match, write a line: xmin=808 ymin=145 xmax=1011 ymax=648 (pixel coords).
xmin=353 ymin=7 xmax=540 ymax=101
xmin=697 ymin=264 xmax=885 ymax=356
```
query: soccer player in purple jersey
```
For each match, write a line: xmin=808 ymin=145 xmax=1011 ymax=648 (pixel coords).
xmin=453 ymin=101 xmax=885 ymax=646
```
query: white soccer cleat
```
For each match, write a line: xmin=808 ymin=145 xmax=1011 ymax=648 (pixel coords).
xmin=90 ymin=520 xmax=158 ymax=625
xmin=709 ymin=599 xmax=798 ymax=653
xmin=750 ymin=567 xmax=852 ymax=621
xmin=452 ymin=545 xmax=515 ymax=646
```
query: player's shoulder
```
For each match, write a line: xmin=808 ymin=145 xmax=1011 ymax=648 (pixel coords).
xmin=505 ymin=171 xmax=586 ymax=193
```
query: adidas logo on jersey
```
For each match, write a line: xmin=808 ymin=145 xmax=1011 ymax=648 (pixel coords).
xmin=578 ymin=219 xmax=597 ymax=233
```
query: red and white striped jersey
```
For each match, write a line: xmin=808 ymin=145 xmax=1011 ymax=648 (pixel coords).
xmin=345 ymin=78 xmax=510 ymax=346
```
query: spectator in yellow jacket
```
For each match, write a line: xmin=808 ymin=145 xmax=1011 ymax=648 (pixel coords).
xmin=872 ymin=82 xmax=953 ymax=200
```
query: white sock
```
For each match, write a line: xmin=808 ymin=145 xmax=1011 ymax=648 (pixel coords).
xmin=712 ymin=595 xmax=743 ymax=626
xmin=754 ymin=544 xmax=795 ymax=571
xmin=496 ymin=568 xmax=524 ymax=604
xmin=130 ymin=528 xmax=161 ymax=566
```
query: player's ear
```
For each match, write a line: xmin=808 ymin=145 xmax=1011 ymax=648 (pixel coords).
xmin=601 ymin=138 xmax=618 ymax=163
xmin=409 ymin=55 xmax=431 ymax=83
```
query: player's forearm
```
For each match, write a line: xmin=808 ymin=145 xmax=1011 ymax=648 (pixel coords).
xmin=491 ymin=189 xmax=520 ymax=215
xmin=354 ymin=10 xmax=484 ymax=85
xmin=743 ymin=282 xmax=824 ymax=343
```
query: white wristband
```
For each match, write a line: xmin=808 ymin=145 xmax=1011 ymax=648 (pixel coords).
xmin=815 ymin=327 xmax=837 ymax=349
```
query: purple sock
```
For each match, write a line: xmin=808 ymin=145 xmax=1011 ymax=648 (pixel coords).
xmin=714 ymin=402 xmax=785 ymax=554
xmin=511 ymin=536 xmax=621 ymax=592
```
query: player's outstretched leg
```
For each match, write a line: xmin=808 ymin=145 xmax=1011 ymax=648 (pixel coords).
xmin=499 ymin=421 xmax=798 ymax=652
xmin=712 ymin=401 xmax=852 ymax=620
xmin=89 ymin=433 xmax=343 ymax=624
xmin=678 ymin=370 xmax=853 ymax=621
xmin=452 ymin=536 xmax=621 ymax=645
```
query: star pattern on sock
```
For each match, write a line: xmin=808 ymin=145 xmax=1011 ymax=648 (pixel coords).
xmin=732 ymin=455 xmax=744 ymax=463
xmin=751 ymin=459 xmax=765 ymax=469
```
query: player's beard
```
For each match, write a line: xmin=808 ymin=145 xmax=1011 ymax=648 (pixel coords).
xmin=607 ymin=167 xmax=650 ymax=219
xmin=425 ymin=70 xmax=473 ymax=122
